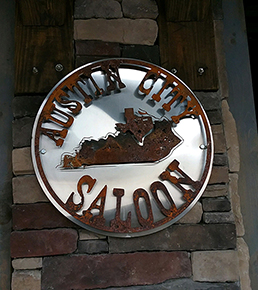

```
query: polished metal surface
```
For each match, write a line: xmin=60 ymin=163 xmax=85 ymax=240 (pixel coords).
xmin=31 ymin=58 xmax=213 ymax=237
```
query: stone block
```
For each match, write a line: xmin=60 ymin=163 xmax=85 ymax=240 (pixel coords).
xmin=12 ymin=147 xmax=34 ymax=176
xmin=42 ymin=252 xmax=191 ymax=289
xmin=122 ymin=0 xmax=158 ymax=19
xmin=203 ymin=212 xmax=234 ymax=224
xmin=11 ymin=270 xmax=41 ymax=290
xmin=122 ymin=44 xmax=160 ymax=64
xmin=11 ymin=229 xmax=78 ymax=258
xmin=75 ymin=40 xmax=121 ymax=56
xmin=213 ymin=154 xmax=228 ymax=166
xmin=195 ymin=91 xmax=221 ymax=111
xmin=177 ymin=202 xmax=202 ymax=224
xmin=192 ymin=250 xmax=239 ymax=282
xmin=206 ymin=109 xmax=222 ymax=125
xmin=229 ymin=173 xmax=245 ymax=236
xmin=74 ymin=19 xmax=158 ymax=45
xmin=96 ymin=279 xmax=240 ymax=290
xmin=222 ymin=100 xmax=240 ymax=172
xmin=109 ymin=224 xmax=236 ymax=253
xmin=209 ymin=166 xmax=229 ymax=184
xmin=202 ymin=197 xmax=231 ymax=212
xmin=203 ymin=184 xmax=228 ymax=197
xmin=237 ymin=238 xmax=251 ymax=290
xmin=12 ymin=175 xmax=48 ymax=204
xmin=74 ymin=0 xmax=122 ymax=19
xmin=12 ymin=96 xmax=45 ymax=118
xmin=79 ymin=229 xmax=106 ymax=240
xmin=77 ymin=240 xmax=108 ymax=254
xmin=12 ymin=258 xmax=42 ymax=270
xmin=12 ymin=203 xmax=75 ymax=230
xmin=13 ymin=117 xmax=34 ymax=148
xmin=212 ymin=124 xmax=227 ymax=154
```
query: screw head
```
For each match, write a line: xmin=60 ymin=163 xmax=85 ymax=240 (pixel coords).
xmin=198 ymin=67 xmax=205 ymax=75
xmin=171 ymin=68 xmax=177 ymax=74
xmin=40 ymin=149 xmax=47 ymax=154
xmin=55 ymin=63 xmax=64 ymax=72
xmin=32 ymin=67 xmax=39 ymax=74
xmin=199 ymin=144 xmax=207 ymax=150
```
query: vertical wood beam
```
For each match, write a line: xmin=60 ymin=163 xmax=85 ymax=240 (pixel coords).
xmin=157 ymin=0 xmax=218 ymax=90
xmin=15 ymin=0 xmax=74 ymax=94
xmin=0 ymin=0 xmax=15 ymax=289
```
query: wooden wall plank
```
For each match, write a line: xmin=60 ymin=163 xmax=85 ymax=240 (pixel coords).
xmin=165 ymin=0 xmax=211 ymax=22
xmin=157 ymin=0 xmax=218 ymax=90
xmin=18 ymin=0 xmax=66 ymax=26
xmin=167 ymin=20 xmax=218 ymax=90
xmin=15 ymin=0 xmax=73 ymax=94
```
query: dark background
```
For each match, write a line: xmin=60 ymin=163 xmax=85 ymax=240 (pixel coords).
xmin=244 ymin=0 xmax=258 ymax=120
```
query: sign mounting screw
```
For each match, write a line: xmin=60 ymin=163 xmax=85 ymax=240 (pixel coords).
xmin=198 ymin=67 xmax=205 ymax=76
xmin=55 ymin=64 xmax=64 ymax=72
xmin=32 ymin=67 xmax=39 ymax=74
xmin=199 ymin=144 xmax=207 ymax=150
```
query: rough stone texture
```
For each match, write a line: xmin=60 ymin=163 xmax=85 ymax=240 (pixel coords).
xmin=12 ymin=258 xmax=42 ymax=270
xmin=10 ymin=229 xmax=78 ymax=258
xmin=74 ymin=19 xmax=158 ymax=45
xmin=42 ymin=252 xmax=191 ymax=289
xmin=97 ymin=279 xmax=240 ymax=290
xmin=76 ymin=40 xmax=121 ymax=56
xmin=212 ymin=124 xmax=227 ymax=154
xmin=206 ymin=109 xmax=222 ymax=125
xmin=213 ymin=154 xmax=228 ymax=166
xmin=11 ymin=270 xmax=41 ymax=290
xmin=79 ymin=229 xmax=106 ymax=240
xmin=202 ymin=197 xmax=231 ymax=212
xmin=203 ymin=212 xmax=234 ymax=224
xmin=209 ymin=166 xmax=229 ymax=184
xmin=229 ymin=173 xmax=245 ymax=236
xmin=203 ymin=184 xmax=228 ymax=197
xmin=12 ymin=203 xmax=75 ymax=230
xmin=77 ymin=240 xmax=109 ymax=254
xmin=74 ymin=0 xmax=122 ymax=19
xmin=192 ymin=250 xmax=239 ymax=282
xmin=12 ymin=117 xmax=34 ymax=148
xmin=195 ymin=91 xmax=221 ymax=111
xmin=12 ymin=96 xmax=45 ymax=118
xmin=12 ymin=175 xmax=48 ymax=204
xmin=122 ymin=44 xmax=160 ymax=64
xmin=237 ymin=238 xmax=252 ymax=290
xmin=176 ymin=202 xmax=202 ymax=224
xmin=109 ymin=224 xmax=236 ymax=253
xmin=122 ymin=0 xmax=158 ymax=19
xmin=12 ymin=147 xmax=34 ymax=176
xmin=221 ymin=100 xmax=240 ymax=172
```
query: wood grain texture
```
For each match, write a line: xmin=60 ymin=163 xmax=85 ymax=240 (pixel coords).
xmin=17 ymin=0 xmax=66 ymax=26
xmin=157 ymin=0 xmax=218 ymax=90
xmin=15 ymin=0 xmax=73 ymax=94
xmin=165 ymin=0 xmax=211 ymax=22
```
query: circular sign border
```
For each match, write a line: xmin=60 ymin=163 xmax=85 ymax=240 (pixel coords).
xmin=31 ymin=58 xmax=214 ymax=238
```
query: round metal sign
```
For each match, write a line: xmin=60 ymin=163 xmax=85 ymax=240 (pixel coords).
xmin=32 ymin=59 xmax=213 ymax=237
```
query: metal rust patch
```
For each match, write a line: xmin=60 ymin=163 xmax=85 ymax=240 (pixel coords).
xmin=31 ymin=58 xmax=213 ymax=237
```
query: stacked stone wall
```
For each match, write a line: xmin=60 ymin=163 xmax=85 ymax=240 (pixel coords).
xmin=11 ymin=1 xmax=250 ymax=289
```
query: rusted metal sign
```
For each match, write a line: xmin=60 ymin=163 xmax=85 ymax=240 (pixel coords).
xmin=31 ymin=59 xmax=213 ymax=237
